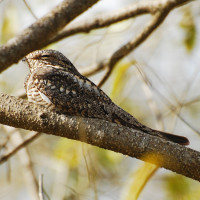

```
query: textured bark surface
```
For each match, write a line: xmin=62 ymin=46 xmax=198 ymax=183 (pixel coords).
xmin=0 ymin=93 xmax=199 ymax=182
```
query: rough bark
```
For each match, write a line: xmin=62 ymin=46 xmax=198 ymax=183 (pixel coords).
xmin=0 ymin=93 xmax=199 ymax=182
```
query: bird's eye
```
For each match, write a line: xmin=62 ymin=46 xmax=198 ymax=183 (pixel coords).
xmin=41 ymin=55 xmax=50 ymax=58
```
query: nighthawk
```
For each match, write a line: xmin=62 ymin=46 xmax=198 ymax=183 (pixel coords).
xmin=23 ymin=49 xmax=189 ymax=145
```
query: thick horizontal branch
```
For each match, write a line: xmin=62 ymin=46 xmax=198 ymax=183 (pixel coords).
xmin=0 ymin=93 xmax=199 ymax=182
xmin=0 ymin=0 xmax=99 ymax=73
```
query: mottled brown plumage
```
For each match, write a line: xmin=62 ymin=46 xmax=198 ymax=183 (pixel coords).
xmin=24 ymin=49 xmax=189 ymax=145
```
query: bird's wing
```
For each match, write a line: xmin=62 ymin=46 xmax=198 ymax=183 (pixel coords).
xmin=34 ymin=67 xmax=112 ymax=118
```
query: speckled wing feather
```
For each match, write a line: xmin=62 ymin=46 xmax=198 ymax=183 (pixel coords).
xmin=31 ymin=67 xmax=115 ymax=120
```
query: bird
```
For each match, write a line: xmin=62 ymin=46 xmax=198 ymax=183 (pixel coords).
xmin=23 ymin=49 xmax=189 ymax=145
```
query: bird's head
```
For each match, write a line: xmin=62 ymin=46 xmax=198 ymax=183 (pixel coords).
xmin=23 ymin=49 xmax=76 ymax=73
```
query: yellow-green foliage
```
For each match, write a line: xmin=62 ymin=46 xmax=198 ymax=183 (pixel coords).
xmin=1 ymin=3 xmax=18 ymax=44
xmin=54 ymin=138 xmax=81 ymax=168
xmin=180 ymin=7 xmax=196 ymax=52
xmin=121 ymin=156 xmax=159 ymax=200
xmin=165 ymin=175 xmax=200 ymax=200
xmin=110 ymin=62 xmax=133 ymax=102
xmin=94 ymin=147 xmax=122 ymax=169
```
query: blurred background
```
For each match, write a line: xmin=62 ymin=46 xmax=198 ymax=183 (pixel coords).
xmin=0 ymin=0 xmax=200 ymax=199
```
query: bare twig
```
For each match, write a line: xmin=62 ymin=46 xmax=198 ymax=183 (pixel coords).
xmin=49 ymin=1 xmax=152 ymax=44
xmin=0 ymin=0 xmax=192 ymax=76
xmin=49 ymin=0 xmax=191 ymax=44
xmin=82 ymin=62 xmax=106 ymax=77
xmin=38 ymin=174 xmax=44 ymax=200
xmin=0 ymin=132 xmax=40 ymax=164
xmin=8 ymin=130 xmax=39 ymax=200
xmin=23 ymin=0 xmax=38 ymax=19
xmin=0 ymin=93 xmax=199 ymax=182
xmin=97 ymin=0 xmax=192 ymax=86
xmin=136 ymin=65 xmax=164 ymax=130
xmin=151 ymin=85 xmax=200 ymax=135
xmin=97 ymin=12 xmax=164 ymax=87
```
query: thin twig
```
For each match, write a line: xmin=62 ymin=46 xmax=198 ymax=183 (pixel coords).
xmin=49 ymin=2 xmax=152 ymax=44
xmin=98 ymin=11 xmax=168 ymax=87
xmin=8 ymin=129 xmax=39 ymax=200
xmin=97 ymin=0 xmax=192 ymax=86
xmin=135 ymin=64 xmax=164 ymax=130
xmin=82 ymin=62 xmax=106 ymax=77
xmin=23 ymin=0 xmax=38 ymax=20
xmin=0 ymin=132 xmax=41 ymax=164
xmin=149 ymin=83 xmax=200 ymax=135
xmin=38 ymin=174 xmax=44 ymax=200
xmin=49 ymin=0 xmax=191 ymax=45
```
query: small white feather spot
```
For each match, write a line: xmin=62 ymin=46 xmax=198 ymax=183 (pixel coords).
xmin=78 ymin=79 xmax=84 ymax=87
xmin=51 ymin=85 xmax=56 ymax=89
xmin=39 ymin=91 xmax=51 ymax=104
xmin=60 ymin=87 xmax=65 ymax=92
xmin=47 ymin=81 xmax=51 ymax=86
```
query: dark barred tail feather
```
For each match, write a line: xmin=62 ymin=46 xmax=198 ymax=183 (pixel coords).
xmin=112 ymin=107 xmax=190 ymax=146
xmin=154 ymin=130 xmax=190 ymax=145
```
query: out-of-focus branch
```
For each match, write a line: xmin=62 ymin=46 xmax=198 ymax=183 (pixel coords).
xmin=49 ymin=0 xmax=191 ymax=44
xmin=0 ymin=93 xmax=200 ymax=182
xmin=23 ymin=0 xmax=38 ymax=20
xmin=0 ymin=0 xmax=193 ymax=76
xmin=49 ymin=1 xmax=153 ymax=44
xmin=0 ymin=0 xmax=99 ymax=73
xmin=7 ymin=130 xmax=40 ymax=200
xmin=54 ymin=0 xmax=192 ymax=79
xmin=97 ymin=0 xmax=192 ymax=86
xmin=82 ymin=62 xmax=106 ymax=77
xmin=0 ymin=132 xmax=40 ymax=164
xmin=38 ymin=174 xmax=44 ymax=200
xmin=98 ymin=12 xmax=165 ymax=86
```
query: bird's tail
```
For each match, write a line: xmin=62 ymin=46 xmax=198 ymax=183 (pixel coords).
xmin=112 ymin=106 xmax=190 ymax=145
xmin=152 ymin=129 xmax=189 ymax=145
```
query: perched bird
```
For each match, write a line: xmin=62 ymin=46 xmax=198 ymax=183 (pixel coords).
xmin=23 ymin=49 xmax=189 ymax=145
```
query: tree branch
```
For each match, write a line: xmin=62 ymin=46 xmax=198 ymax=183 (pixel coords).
xmin=49 ymin=1 xmax=152 ymax=44
xmin=0 ymin=0 xmax=99 ymax=73
xmin=98 ymin=12 xmax=166 ymax=87
xmin=98 ymin=0 xmax=192 ymax=86
xmin=49 ymin=0 xmax=192 ymax=44
xmin=0 ymin=132 xmax=40 ymax=164
xmin=0 ymin=93 xmax=199 ymax=182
